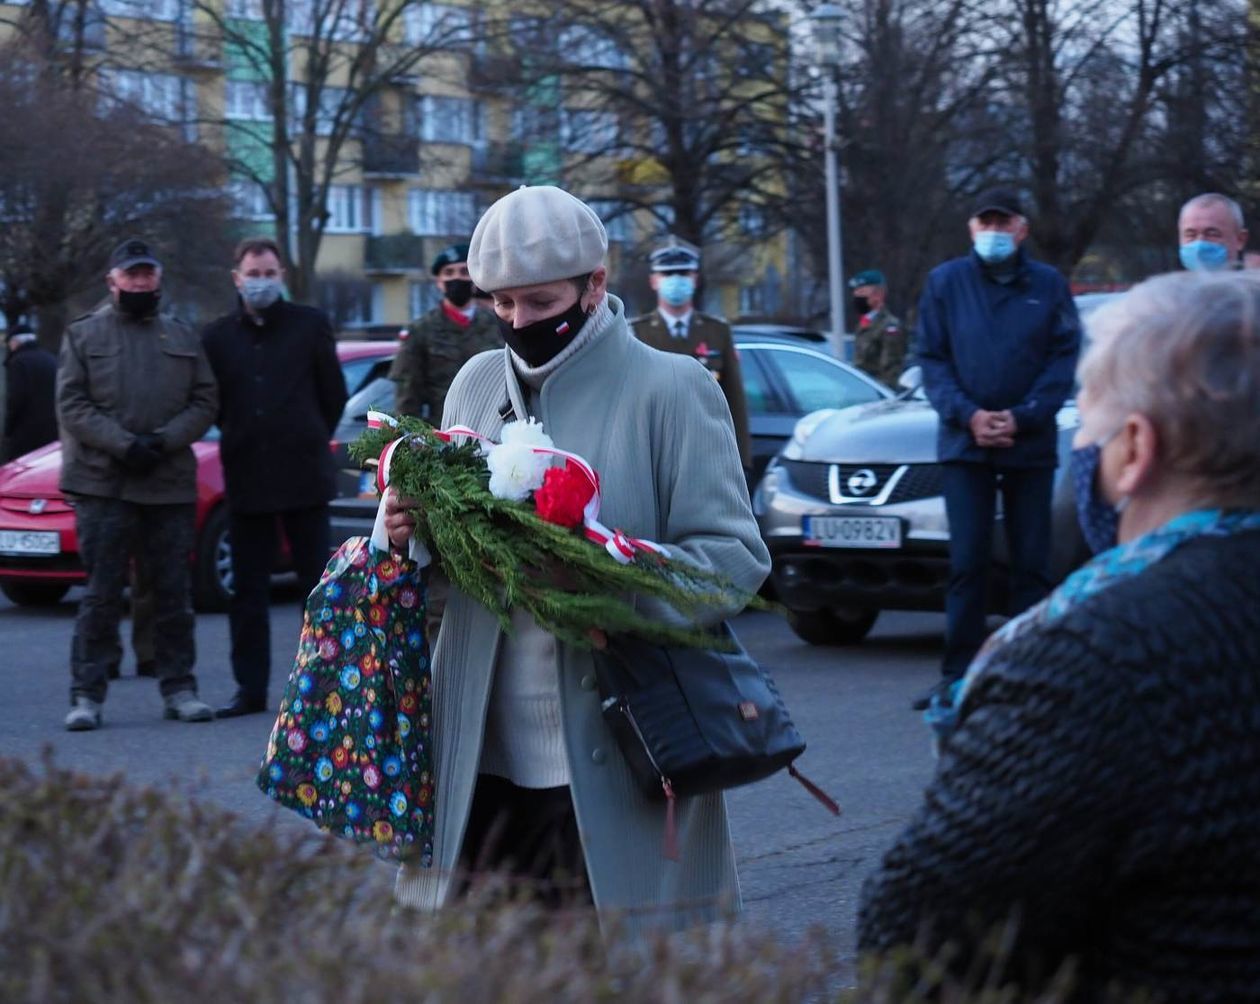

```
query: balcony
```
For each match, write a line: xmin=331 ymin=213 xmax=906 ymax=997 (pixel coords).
xmin=364 ymin=234 xmax=428 ymax=274
xmin=468 ymin=51 xmax=521 ymax=91
xmin=362 ymin=134 xmax=420 ymax=178
xmin=469 ymin=142 xmax=525 ymax=184
xmin=175 ymin=27 xmax=222 ymax=70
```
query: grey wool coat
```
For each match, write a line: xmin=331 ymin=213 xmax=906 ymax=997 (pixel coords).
xmin=394 ymin=296 xmax=771 ymax=933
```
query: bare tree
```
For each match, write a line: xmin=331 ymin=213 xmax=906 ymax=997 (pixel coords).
xmin=191 ymin=0 xmax=477 ymax=301
xmin=483 ymin=0 xmax=808 ymax=282
xmin=0 ymin=3 xmax=234 ymax=347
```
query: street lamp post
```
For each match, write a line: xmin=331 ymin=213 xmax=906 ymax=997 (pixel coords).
xmin=811 ymin=4 xmax=845 ymax=360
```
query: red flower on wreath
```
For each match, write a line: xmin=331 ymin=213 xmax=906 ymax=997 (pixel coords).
xmin=533 ymin=460 xmax=596 ymax=528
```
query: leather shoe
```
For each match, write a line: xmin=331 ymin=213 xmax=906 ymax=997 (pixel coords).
xmin=216 ymin=692 xmax=269 ymax=719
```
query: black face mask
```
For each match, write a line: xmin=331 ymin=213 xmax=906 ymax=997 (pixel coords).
xmin=497 ymin=295 xmax=589 ymax=368
xmin=851 ymin=295 xmax=871 ymax=315
xmin=117 ymin=289 xmax=160 ymax=319
xmin=443 ymin=278 xmax=474 ymax=308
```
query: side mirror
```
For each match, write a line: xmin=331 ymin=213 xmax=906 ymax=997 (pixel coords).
xmin=897 ymin=365 xmax=922 ymax=391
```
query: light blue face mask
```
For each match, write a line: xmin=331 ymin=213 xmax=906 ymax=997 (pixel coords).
xmin=973 ymin=230 xmax=1016 ymax=264
xmin=1178 ymin=239 xmax=1231 ymax=272
xmin=659 ymin=274 xmax=696 ymax=307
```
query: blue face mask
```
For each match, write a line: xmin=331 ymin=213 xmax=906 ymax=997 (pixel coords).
xmin=1070 ymin=429 xmax=1127 ymax=554
xmin=659 ymin=274 xmax=695 ymax=307
xmin=973 ymin=230 xmax=1016 ymax=264
xmin=1178 ymin=239 xmax=1231 ymax=272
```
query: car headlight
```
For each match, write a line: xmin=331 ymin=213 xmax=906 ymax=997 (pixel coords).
xmin=789 ymin=408 xmax=839 ymax=451
xmin=752 ymin=459 xmax=780 ymax=514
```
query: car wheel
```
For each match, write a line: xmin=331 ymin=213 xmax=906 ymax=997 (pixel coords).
xmin=0 ymin=580 xmax=71 ymax=606
xmin=788 ymin=607 xmax=878 ymax=646
xmin=192 ymin=506 xmax=233 ymax=612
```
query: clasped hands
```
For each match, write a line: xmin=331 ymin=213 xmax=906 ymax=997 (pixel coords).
xmin=969 ymin=409 xmax=1017 ymax=448
xmin=123 ymin=432 xmax=165 ymax=473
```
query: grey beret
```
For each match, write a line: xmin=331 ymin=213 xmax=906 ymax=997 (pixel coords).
xmin=468 ymin=186 xmax=608 ymax=292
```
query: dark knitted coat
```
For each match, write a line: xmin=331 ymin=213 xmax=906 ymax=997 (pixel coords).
xmin=858 ymin=530 xmax=1260 ymax=1002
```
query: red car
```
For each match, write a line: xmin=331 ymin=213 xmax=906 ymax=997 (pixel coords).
xmin=0 ymin=340 xmax=397 ymax=610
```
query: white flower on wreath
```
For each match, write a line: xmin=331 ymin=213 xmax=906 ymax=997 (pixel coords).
xmin=486 ymin=420 xmax=555 ymax=501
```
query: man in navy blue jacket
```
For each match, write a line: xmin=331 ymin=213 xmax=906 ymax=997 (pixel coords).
xmin=915 ymin=189 xmax=1080 ymax=708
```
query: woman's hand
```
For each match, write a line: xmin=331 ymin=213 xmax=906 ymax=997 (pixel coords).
xmin=383 ymin=487 xmax=420 ymax=551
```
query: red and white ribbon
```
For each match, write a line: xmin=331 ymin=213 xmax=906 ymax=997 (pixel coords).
xmin=373 ymin=423 xmax=671 ymax=565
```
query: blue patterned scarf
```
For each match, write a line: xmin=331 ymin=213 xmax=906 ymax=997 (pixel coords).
xmin=927 ymin=508 xmax=1260 ymax=742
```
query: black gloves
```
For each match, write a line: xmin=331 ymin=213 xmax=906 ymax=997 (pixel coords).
xmin=123 ymin=433 xmax=165 ymax=473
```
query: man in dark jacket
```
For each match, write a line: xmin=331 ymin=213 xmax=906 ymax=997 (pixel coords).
xmin=388 ymin=243 xmax=501 ymax=422
xmin=914 ymin=190 xmax=1080 ymax=708
xmin=201 ymin=236 xmax=348 ymax=717
xmin=3 ymin=325 xmax=58 ymax=463
xmin=57 ymin=237 xmax=219 ymax=730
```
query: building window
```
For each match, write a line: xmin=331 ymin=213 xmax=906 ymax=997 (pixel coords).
xmin=739 ymin=203 xmax=767 ymax=237
xmin=109 ymin=70 xmax=186 ymax=122
xmin=559 ymin=24 xmax=626 ymax=70
xmin=321 ymin=280 xmax=378 ymax=327
xmin=560 ymin=109 xmax=618 ymax=156
xmin=410 ymin=280 xmax=442 ymax=318
xmin=289 ymin=0 xmax=373 ymax=40
xmin=101 ymin=0 xmax=178 ymax=20
xmin=418 ymin=96 xmax=481 ymax=145
xmin=739 ymin=284 xmax=766 ymax=315
xmin=225 ymin=0 xmax=262 ymax=19
xmin=511 ymin=103 xmax=559 ymax=142
xmin=407 ymin=189 xmax=477 ymax=236
xmin=225 ymin=80 xmax=271 ymax=120
xmin=587 ymin=200 xmax=629 ymax=243
xmin=291 ymin=84 xmax=354 ymax=136
xmin=229 ymin=179 xmax=275 ymax=220
xmin=405 ymin=2 xmax=473 ymax=45
xmin=325 ymin=185 xmax=374 ymax=233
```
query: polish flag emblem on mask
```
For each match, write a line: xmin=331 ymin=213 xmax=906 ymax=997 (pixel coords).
xmin=555 ymin=321 xmax=571 ymax=336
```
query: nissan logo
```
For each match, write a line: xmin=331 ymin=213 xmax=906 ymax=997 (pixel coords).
xmin=846 ymin=469 xmax=878 ymax=495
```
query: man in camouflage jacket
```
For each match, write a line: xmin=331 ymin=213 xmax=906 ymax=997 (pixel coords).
xmin=850 ymin=269 xmax=907 ymax=388
xmin=389 ymin=243 xmax=501 ymax=422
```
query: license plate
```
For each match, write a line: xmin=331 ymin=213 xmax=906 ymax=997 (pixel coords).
xmin=0 ymin=530 xmax=60 ymax=555
xmin=803 ymin=516 xmax=902 ymax=549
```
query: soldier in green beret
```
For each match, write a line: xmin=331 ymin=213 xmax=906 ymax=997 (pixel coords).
xmin=388 ymin=243 xmax=502 ymax=422
xmin=850 ymin=268 xmax=907 ymax=387
xmin=388 ymin=242 xmax=501 ymax=636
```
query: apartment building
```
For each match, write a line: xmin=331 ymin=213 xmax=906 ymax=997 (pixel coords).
xmin=0 ymin=0 xmax=793 ymax=328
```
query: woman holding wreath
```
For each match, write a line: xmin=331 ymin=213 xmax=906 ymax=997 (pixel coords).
xmin=384 ymin=185 xmax=770 ymax=930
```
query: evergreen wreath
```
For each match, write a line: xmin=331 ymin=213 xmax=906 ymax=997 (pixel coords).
xmin=351 ymin=415 xmax=768 ymax=650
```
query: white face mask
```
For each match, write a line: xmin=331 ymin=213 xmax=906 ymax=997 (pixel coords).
xmin=241 ymin=277 xmax=284 ymax=310
xmin=659 ymin=274 xmax=695 ymax=306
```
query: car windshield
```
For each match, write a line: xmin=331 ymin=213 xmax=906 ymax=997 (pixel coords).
xmin=342 ymin=376 xmax=396 ymax=422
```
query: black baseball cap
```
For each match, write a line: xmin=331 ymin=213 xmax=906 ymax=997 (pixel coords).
xmin=970 ymin=188 xmax=1023 ymax=219
xmin=109 ymin=236 xmax=162 ymax=271
xmin=431 ymin=243 xmax=470 ymax=275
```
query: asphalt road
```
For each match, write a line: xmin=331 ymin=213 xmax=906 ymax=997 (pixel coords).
xmin=0 ymin=587 xmax=944 ymax=962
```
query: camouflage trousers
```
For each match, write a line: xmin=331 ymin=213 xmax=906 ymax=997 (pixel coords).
xmin=70 ymin=497 xmax=198 ymax=704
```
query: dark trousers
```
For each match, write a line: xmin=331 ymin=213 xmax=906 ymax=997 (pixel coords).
xmin=228 ymin=505 xmax=330 ymax=699
xmin=940 ymin=462 xmax=1055 ymax=679
xmin=70 ymin=497 xmax=196 ymax=703
xmin=456 ymin=774 xmax=593 ymax=909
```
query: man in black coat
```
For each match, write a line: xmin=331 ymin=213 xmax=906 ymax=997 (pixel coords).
xmin=3 ymin=325 xmax=59 ymax=463
xmin=201 ymin=237 xmax=348 ymax=717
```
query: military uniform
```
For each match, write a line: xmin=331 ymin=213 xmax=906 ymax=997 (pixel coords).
xmin=854 ymin=307 xmax=907 ymax=388
xmin=630 ymin=310 xmax=752 ymax=469
xmin=389 ymin=304 xmax=501 ymax=421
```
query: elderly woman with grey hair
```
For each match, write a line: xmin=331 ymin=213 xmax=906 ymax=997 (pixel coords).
xmin=858 ymin=270 xmax=1260 ymax=1001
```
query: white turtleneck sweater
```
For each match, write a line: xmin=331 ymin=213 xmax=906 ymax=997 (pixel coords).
xmin=476 ymin=296 xmax=616 ymax=789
